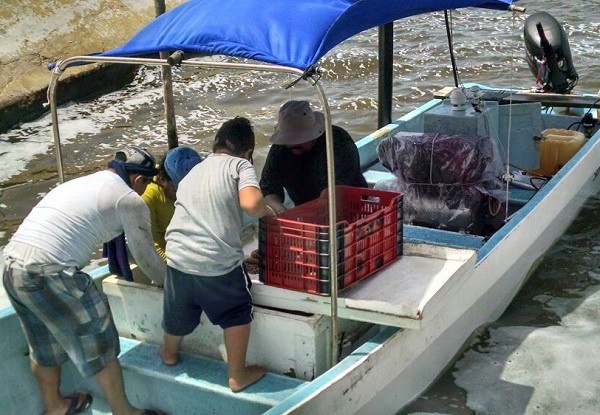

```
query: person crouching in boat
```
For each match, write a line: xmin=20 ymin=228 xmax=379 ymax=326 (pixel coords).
xmin=161 ymin=116 xmax=276 ymax=392
xmin=260 ymin=100 xmax=368 ymax=214
xmin=142 ymin=146 xmax=202 ymax=261
xmin=2 ymin=146 xmax=167 ymax=415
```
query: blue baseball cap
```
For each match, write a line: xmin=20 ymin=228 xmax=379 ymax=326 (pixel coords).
xmin=164 ymin=146 xmax=202 ymax=188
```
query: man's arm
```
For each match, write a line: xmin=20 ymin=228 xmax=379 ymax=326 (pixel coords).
xmin=264 ymin=194 xmax=287 ymax=214
xmin=118 ymin=193 xmax=166 ymax=285
xmin=240 ymin=185 xmax=276 ymax=218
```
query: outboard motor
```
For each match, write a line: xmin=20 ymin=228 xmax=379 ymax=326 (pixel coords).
xmin=524 ymin=12 xmax=578 ymax=93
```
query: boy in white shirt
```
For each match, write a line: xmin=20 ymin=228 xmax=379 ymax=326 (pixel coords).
xmin=162 ymin=117 xmax=275 ymax=392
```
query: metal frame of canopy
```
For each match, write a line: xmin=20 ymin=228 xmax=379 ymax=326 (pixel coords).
xmin=46 ymin=1 xmax=526 ymax=373
xmin=47 ymin=55 xmax=344 ymax=367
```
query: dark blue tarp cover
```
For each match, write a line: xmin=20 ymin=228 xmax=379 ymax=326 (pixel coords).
xmin=101 ymin=0 xmax=517 ymax=70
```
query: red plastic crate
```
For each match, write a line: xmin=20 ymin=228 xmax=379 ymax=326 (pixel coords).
xmin=259 ymin=186 xmax=403 ymax=295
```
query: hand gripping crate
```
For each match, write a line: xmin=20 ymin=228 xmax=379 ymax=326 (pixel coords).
xmin=258 ymin=186 xmax=403 ymax=296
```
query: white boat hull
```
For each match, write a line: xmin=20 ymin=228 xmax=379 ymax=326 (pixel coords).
xmin=1 ymin=95 xmax=598 ymax=415
xmin=265 ymin=127 xmax=600 ymax=414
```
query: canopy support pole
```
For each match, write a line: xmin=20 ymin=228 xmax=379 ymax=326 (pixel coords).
xmin=154 ymin=0 xmax=179 ymax=149
xmin=310 ymin=76 xmax=339 ymax=369
xmin=377 ymin=23 xmax=394 ymax=128
xmin=49 ymin=69 xmax=65 ymax=183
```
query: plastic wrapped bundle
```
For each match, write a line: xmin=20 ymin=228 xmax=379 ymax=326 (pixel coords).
xmin=376 ymin=132 xmax=504 ymax=232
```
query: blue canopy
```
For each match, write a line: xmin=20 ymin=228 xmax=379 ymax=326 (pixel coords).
xmin=101 ymin=0 xmax=517 ymax=70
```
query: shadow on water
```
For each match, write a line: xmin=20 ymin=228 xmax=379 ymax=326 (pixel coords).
xmin=400 ymin=195 xmax=600 ymax=415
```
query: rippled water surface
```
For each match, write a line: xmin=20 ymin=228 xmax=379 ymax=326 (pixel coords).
xmin=0 ymin=0 xmax=599 ymax=413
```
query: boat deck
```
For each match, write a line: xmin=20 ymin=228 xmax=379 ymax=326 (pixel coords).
xmin=249 ymin=241 xmax=476 ymax=330
xmin=241 ymin=156 xmax=536 ymax=330
xmin=58 ymin=337 xmax=306 ymax=415
xmin=244 ymin=156 xmax=541 ymax=330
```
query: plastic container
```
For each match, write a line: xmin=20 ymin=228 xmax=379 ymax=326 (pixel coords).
xmin=536 ymin=128 xmax=585 ymax=176
xmin=259 ymin=186 xmax=403 ymax=296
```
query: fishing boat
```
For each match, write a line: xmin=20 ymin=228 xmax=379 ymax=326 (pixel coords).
xmin=2 ymin=0 xmax=599 ymax=414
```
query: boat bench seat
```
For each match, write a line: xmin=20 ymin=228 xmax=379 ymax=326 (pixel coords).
xmin=116 ymin=337 xmax=306 ymax=415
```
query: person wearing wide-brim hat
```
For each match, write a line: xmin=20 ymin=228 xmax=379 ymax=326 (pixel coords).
xmin=260 ymin=100 xmax=368 ymax=213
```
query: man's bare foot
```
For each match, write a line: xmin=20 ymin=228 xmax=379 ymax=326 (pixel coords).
xmin=159 ymin=345 xmax=178 ymax=366
xmin=229 ymin=365 xmax=266 ymax=392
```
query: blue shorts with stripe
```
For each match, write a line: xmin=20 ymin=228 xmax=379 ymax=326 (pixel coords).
xmin=2 ymin=262 xmax=120 ymax=377
xmin=162 ymin=264 xmax=253 ymax=335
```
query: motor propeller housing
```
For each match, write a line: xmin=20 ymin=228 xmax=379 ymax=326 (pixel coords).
xmin=524 ymin=12 xmax=578 ymax=93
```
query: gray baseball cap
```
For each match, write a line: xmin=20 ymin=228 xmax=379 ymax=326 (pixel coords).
xmin=114 ymin=146 xmax=158 ymax=177
xmin=270 ymin=100 xmax=325 ymax=145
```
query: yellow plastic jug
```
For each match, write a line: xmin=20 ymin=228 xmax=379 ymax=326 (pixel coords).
xmin=536 ymin=129 xmax=585 ymax=176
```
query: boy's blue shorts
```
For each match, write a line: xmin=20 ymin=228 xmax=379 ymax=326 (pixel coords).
xmin=162 ymin=264 xmax=253 ymax=335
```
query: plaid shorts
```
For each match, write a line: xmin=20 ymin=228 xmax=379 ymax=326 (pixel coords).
xmin=2 ymin=261 xmax=120 ymax=377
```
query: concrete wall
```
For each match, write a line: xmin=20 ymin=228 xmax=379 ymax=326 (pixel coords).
xmin=0 ymin=0 xmax=185 ymax=132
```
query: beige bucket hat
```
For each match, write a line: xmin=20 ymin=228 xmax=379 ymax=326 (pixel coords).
xmin=270 ymin=100 xmax=325 ymax=145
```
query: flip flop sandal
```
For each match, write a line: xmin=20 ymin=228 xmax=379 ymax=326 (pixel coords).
xmin=64 ymin=392 xmax=93 ymax=415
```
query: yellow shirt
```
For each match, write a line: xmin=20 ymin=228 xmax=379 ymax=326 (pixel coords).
xmin=141 ymin=182 xmax=175 ymax=261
